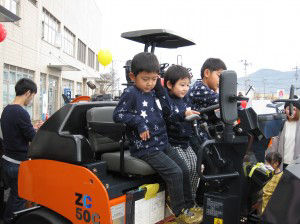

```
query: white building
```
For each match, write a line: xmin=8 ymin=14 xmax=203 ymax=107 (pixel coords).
xmin=0 ymin=0 xmax=102 ymax=120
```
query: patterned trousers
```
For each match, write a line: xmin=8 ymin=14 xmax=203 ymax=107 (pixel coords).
xmin=137 ymin=146 xmax=194 ymax=215
xmin=173 ymin=145 xmax=199 ymax=199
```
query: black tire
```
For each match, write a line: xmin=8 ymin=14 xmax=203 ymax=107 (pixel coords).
xmin=15 ymin=207 xmax=72 ymax=224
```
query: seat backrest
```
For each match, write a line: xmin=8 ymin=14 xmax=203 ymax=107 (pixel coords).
xmin=87 ymin=106 xmax=124 ymax=153
xmin=29 ymin=102 xmax=118 ymax=164
xmin=87 ymin=106 xmax=115 ymax=123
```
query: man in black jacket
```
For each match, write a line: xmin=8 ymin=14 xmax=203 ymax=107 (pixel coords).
xmin=1 ymin=78 xmax=42 ymax=224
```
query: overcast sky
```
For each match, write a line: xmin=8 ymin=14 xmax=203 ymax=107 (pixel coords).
xmin=96 ymin=0 xmax=300 ymax=81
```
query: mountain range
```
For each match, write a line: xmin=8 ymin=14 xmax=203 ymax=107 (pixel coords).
xmin=237 ymin=69 xmax=299 ymax=94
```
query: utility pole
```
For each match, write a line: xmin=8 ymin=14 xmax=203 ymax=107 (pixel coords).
xmin=241 ymin=59 xmax=251 ymax=92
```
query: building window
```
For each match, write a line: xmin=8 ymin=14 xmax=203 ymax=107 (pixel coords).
xmin=77 ymin=39 xmax=86 ymax=63
xmin=39 ymin=73 xmax=47 ymax=118
xmin=96 ymin=55 xmax=99 ymax=71
xmin=42 ymin=8 xmax=61 ymax=47
xmin=48 ymin=75 xmax=58 ymax=116
xmin=88 ymin=48 xmax=95 ymax=68
xmin=63 ymin=27 xmax=75 ymax=57
xmin=0 ymin=0 xmax=19 ymax=15
xmin=3 ymin=64 xmax=35 ymax=118
xmin=76 ymin=82 xmax=82 ymax=96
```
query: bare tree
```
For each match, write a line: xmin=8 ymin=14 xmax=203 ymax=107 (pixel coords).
xmin=95 ymin=62 xmax=120 ymax=96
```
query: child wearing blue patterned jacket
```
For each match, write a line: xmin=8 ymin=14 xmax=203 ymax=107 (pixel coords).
xmin=188 ymin=58 xmax=227 ymax=144
xmin=113 ymin=52 xmax=202 ymax=223
xmin=188 ymin=58 xmax=227 ymax=207
xmin=161 ymin=65 xmax=200 ymax=199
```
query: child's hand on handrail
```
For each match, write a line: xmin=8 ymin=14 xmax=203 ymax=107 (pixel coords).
xmin=185 ymin=110 xmax=200 ymax=117
xmin=140 ymin=130 xmax=150 ymax=141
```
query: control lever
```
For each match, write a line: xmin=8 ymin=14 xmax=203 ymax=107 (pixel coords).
xmin=199 ymin=104 xmax=219 ymax=113
xmin=185 ymin=114 xmax=201 ymax=137
xmin=197 ymin=140 xmax=239 ymax=181
xmin=273 ymin=85 xmax=296 ymax=116
xmin=289 ymin=85 xmax=295 ymax=116
xmin=229 ymin=95 xmax=249 ymax=102
xmin=185 ymin=114 xmax=239 ymax=182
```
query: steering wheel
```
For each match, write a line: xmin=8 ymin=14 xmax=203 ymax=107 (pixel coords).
xmin=199 ymin=104 xmax=220 ymax=114
xmin=273 ymin=85 xmax=297 ymax=116
xmin=184 ymin=104 xmax=220 ymax=123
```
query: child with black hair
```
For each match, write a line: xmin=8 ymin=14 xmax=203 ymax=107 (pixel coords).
xmin=188 ymin=58 xmax=227 ymax=145
xmin=113 ymin=52 xmax=202 ymax=223
xmin=189 ymin=58 xmax=227 ymax=110
xmin=187 ymin=58 xmax=227 ymax=207
xmin=161 ymin=65 xmax=200 ymax=200
xmin=1 ymin=78 xmax=42 ymax=224
xmin=261 ymin=152 xmax=283 ymax=213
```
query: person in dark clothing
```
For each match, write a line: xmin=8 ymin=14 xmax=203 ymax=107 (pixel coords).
xmin=160 ymin=65 xmax=199 ymax=200
xmin=188 ymin=58 xmax=227 ymax=145
xmin=189 ymin=58 xmax=226 ymax=110
xmin=1 ymin=78 xmax=42 ymax=224
xmin=188 ymin=58 xmax=227 ymax=207
xmin=113 ymin=52 xmax=202 ymax=223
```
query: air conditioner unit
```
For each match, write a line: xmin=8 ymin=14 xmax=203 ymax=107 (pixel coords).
xmin=54 ymin=32 xmax=62 ymax=48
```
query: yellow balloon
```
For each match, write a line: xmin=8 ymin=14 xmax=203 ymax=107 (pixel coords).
xmin=98 ymin=49 xmax=112 ymax=66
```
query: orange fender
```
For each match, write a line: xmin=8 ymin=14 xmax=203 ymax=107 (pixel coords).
xmin=71 ymin=96 xmax=91 ymax=103
xmin=19 ymin=160 xmax=112 ymax=224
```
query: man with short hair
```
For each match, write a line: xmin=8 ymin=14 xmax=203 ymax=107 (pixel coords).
xmin=1 ymin=78 xmax=42 ymax=224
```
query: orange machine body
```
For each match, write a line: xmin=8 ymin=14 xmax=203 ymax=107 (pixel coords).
xmin=18 ymin=159 xmax=123 ymax=224
xmin=71 ymin=96 xmax=91 ymax=103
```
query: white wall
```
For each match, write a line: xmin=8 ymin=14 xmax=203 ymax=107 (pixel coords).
xmin=0 ymin=0 xmax=103 ymax=119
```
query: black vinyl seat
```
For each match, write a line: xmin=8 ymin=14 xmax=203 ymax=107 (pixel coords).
xmin=86 ymin=106 xmax=155 ymax=176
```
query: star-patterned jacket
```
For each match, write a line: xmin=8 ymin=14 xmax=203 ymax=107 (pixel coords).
xmin=162 ymin=92 xmax=193 ymax=149
xmin=188 ymin=80 xmax=219 ymax=111
xmin=188 ymin=80 xmax=219 ymax=143
xmin=113 ymin=86 xmax=178 ymax=157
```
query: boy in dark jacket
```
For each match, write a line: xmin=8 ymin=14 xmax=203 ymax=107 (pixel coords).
xmin=189 ymin=58 xmax=226 ymax=110
xmin=113 ymin=52 xmax=202 ymax=223
xmin=188 ymin=58 xmax=227 ymax=145
xmin=162 ymin=65 xmax=199 ymax=200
